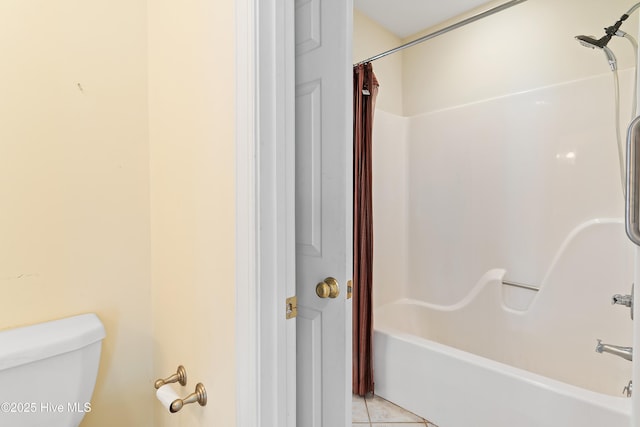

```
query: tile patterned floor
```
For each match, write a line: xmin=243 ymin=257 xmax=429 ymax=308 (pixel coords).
xmin=352 ymin=394 xmax=439 ymax=427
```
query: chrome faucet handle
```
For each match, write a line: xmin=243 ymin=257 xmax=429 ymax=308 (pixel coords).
xmin=623 ymin=380 xmax=633 ymax=398
xmin=612 ymin=294 xmax=633 ymax=307
xmin=611 ymin=284 xmax=634 ymax=320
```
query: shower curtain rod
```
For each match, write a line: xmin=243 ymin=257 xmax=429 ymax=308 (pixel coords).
xmin=354 ymin=0 xmax=529 ymax=67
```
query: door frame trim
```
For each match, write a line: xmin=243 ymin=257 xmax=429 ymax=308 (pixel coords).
xmin=235 ymin=0 xmax=258 ymax=425
xmin=236 ymin=0 xmax=295 ymax=425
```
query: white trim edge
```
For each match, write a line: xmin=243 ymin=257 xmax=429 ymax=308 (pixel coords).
xmin=236 ymin=0 xmax=296 ymax=425
xmin=235 ymin=0 xmax=258 ymax=425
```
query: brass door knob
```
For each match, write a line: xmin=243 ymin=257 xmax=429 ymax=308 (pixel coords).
xmin=316 ymin=277 xmax=340 ymax=299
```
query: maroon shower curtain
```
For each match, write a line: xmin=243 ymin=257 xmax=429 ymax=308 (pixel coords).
xmin=353 ymin=63 xmax=379 ymax=397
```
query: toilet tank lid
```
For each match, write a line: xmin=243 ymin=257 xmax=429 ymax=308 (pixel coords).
xmin=0 ymin=313 xmax=106 ymax=371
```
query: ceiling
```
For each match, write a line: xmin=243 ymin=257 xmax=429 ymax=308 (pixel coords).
xmin=354 ymin=0 xmax=495 ymax=38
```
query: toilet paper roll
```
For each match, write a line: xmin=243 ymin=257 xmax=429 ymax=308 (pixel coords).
xmin=156 ymin=384 xmax=180 ymax=413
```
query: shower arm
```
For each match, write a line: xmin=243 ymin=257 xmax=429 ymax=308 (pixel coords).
xmin=627 ymin=3 xmax=640 ymax=16
xmin=602 ymin=2 xmax=640 ymax=42
xmin=602 ymin=15 xmax=630 ymax=46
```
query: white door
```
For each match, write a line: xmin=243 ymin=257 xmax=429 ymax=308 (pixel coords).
xmin=294 ymin=0 xmax=353 ymax=425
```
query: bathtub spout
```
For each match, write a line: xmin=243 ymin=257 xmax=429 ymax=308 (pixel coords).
xmin=596 ymin=339 xmax=633 ymax=361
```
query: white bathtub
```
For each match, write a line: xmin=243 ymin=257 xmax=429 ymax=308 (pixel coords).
xmin=373 ymin=220 xmax=633 ymax=427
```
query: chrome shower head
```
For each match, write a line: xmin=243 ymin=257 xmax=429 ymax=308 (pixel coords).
xmin=574 ymin=9 xmax=631 ymax=56
xmin=575 ymin=34 xmax=611 ymax=49
xmin=575 ymin=35 xmax=618 ymax=70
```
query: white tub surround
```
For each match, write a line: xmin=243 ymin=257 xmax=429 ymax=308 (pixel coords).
xmin=374 ymin=219 xmax=633 ymax=426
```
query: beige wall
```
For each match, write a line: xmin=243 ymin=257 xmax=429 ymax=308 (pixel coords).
xmin=0 ymin=1 xmax=153 ymax=426
xmin=0 ymin=1 xmax=236 ymax=426
xmin=356 ymin=0 xmax=639 ymax=117
xmin=354 ymin=12 xmax=409 ymax=306
xmin=148 ymin=0 xmax=236 ymax=426
xmin=353 ymin=9 xmax=404 ymax=116
xmin=401 ymin=0 xmax=638 ymax=115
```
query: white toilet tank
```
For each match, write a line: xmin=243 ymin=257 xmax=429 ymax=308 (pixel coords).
xmin=0 ymin=313 xmax=106 ymax=427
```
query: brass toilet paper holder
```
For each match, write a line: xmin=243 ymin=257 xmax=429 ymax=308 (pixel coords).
xmin=155 ymin=365 xmax=187 ymax=389
xmin=155 ymin=366 xmax=207 ymax=413
xmin=169 ymin=383 xmax=207 ymax=413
